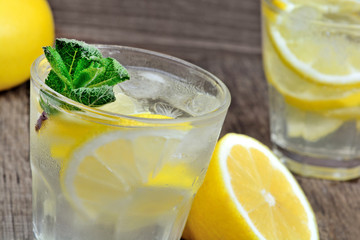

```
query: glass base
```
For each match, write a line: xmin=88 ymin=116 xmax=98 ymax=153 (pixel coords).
xmin=273 ymin=144 xmax=360 ymax=181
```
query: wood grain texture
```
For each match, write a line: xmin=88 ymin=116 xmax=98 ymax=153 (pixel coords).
xmin=0 ymin=84 xmax=32 ymax=240
xmin=0 ymin=0 xmax=359 ymax=239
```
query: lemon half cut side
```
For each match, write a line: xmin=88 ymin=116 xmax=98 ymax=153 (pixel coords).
xmin=183 ymin=133 xmax=319 ymax=240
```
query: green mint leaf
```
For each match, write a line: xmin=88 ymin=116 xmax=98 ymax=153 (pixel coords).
xmin=43 ymin=46 xmax=72 ymax=89
xmin=83 ymin=57 xmax=130 ymax=88
xmin=55 ymin=38 xmax=102 ymax=78
xmin=44 ymin=71 xmax=67 ymax=94
xmin=42 ymin=38 xmax=130 ymax=115
xmin=69 ymin=85 xmax=116 ymax=107
xmin=72 ymin=58 xmax=104 ymax=88
xmin=39 ymin=91 xmax=60 ymax=116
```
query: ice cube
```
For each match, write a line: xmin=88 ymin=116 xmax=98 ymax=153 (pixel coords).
xmin=114 ymin=187 xmax=190 ymax=239
xmin=284 ymin=7 xmax=321 ymax=35
xmin=185 ymin=93 xmax=220 ymax=116
xmin=119 ymin=70 xmax=166 ymax=99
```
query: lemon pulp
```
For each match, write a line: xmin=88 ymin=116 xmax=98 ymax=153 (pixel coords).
xmin=183 ymin=133 xmax=318 ymax=240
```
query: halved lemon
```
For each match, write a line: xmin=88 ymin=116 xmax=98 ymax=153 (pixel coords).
xmin=267 ymin=1 xmax=360 ymax=85
xmin=183 ymin=133 xmax=318 ymax=240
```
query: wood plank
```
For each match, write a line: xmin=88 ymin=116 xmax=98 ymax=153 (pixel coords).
xmin=0 ymin=84 xmax=32 ymax=240
xmin=49 ymin=0 xmax=261 ymax=54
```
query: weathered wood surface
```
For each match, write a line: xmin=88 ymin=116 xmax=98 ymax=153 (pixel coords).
xmin=0 ymin=0 xmax=359 ymax=239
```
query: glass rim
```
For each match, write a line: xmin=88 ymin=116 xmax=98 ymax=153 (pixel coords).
xmin=263 ymin=0 xmax=360 ymax=29
xmin=30 ymin=44 xmax=231 ymax=126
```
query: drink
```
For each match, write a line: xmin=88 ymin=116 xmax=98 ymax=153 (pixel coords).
xmin=30 ymin=46 xmax=230 ymax=239
xmin=262 ymin=0 xmax=360 ymax=180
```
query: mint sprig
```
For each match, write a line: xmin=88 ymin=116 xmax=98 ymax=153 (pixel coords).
xmin=36 ymin=38 xmax=130 ymax=132
xmin=43 ymin=38 xmax=129 ymax=107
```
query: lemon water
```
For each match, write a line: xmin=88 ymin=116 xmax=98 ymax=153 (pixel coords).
xmin=30 ymin=65 xmax=227 ymax=240
xmin=262 ymin=0 xmax=360 ymax=180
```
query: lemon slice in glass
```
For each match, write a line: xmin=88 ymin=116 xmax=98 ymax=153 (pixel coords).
xmin=263 ymin=33 xmax=360 ymax=111
xmin=59 ymin=127 xmax=187 ymax=220
xmin=286 ymin=105 xmax=343 ymax=142
xmin=268 ymin=1 xmax=360 ymax=85
xmin=48 ymin=112 xmax=192 ymax=221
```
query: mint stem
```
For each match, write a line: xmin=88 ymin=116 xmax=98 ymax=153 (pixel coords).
xmin=35 ymin=111 xmax=48 ymax=132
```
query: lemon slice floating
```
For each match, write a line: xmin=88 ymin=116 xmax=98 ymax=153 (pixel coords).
xmin=263 ymin=36 xmax=360 ymax=111
xmin=268 ymin=0 xmax=360 ymax=85
xmin=60 ymin=127 xmax=187 ymax=220
xmin=286 ymin=105 xmax=343 ymax=142
xmin=37 ymin=89 xmax=193 ymax=220
xmin=265 ymin=37 xmax=360 ymax=109
xmin=183 ymin=133 xmax=318 ymax=240
xmin=39 ymin=110 xmax=193 ymax=221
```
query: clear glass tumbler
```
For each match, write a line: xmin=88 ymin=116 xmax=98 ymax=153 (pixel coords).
xmin=262 ymin=0 xmax=360 ymax=180
xmin=30 ymin=45 xmax=230 ymax=240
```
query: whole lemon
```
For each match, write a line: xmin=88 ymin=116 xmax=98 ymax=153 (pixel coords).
xmin=0 ymin=0 xmax=54 ymax=91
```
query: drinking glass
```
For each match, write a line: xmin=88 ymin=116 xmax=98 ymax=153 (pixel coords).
xmin=262 ymin=0 xmax=360 ymax=180
xmin=30 ymin=45 xmax=230 ymax=239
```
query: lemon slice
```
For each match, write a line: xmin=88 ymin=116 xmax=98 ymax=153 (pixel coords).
xmin=279 ymin=0 xmax=360 ymax=12
xmin=38 ymin=91 xmax=194 ymax=220
xmin=40 ymin=112 xmax=109 ymax=161
xmin=268 ymin=1 xmax=360 ymax=85
xmin=324 ymin=106 xmax=360 ymax=120
xmin=183 ymin=133 xmax=318 ymax=240
xmin=286 ymin=105 xmax=343 ymax=142
xmin=48 ymin=112 xmax=192 ymax=220
xmin=272 ymin=0 xmax=360 ymax=12
xmin=264 ymin=31 xmax=360 ymax=111
xmin=60 ymin=128 xmax=185 ymax=219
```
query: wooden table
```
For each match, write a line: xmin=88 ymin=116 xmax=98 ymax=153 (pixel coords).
xmin=1 ymin=0 xmax=359 ymax=239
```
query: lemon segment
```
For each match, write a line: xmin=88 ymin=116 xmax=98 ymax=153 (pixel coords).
xmin=183 ymin=133 xmax=318 ymax=240
xmin=147 ymin=164 xmax=195 ymax=189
